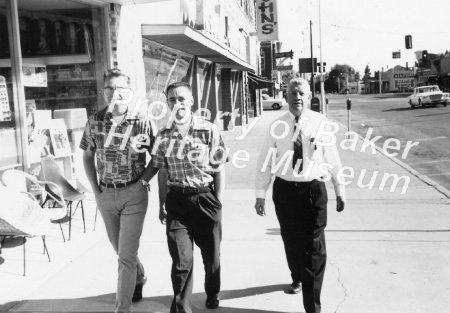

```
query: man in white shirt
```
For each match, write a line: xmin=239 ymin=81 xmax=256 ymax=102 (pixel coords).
xmin=254 ymin=78 xmax=345 ymax=313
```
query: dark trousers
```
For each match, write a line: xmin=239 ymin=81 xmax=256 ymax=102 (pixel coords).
xmin=165 ymin=189 xmax=222 ymax=313
xmin=272 ymin=177 xmax=328 ymax=313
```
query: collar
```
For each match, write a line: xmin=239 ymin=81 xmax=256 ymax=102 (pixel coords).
xmin=289 ymin=109 xmax=314 ymax=121
xmin=289 ymin=110 xmax=302 ymax=121
xmin=97 ymin=107 xmax=134 ymax=126
xmin=163 ymin=115 xmax=213 ymax=132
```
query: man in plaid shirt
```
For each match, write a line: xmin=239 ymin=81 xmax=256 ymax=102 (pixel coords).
xmin=141 ymin=81 xmax=226 ymax=313
xmin=80 ymin=69 xmax=155 ymax=313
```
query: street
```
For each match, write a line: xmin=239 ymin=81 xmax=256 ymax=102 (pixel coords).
xmin=326 ymin=93 xmax=450 ymax=193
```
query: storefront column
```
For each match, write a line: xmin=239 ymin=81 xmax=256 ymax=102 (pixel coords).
xmin=6 ymin=0 xmax=28 ymax=171
xmin=220 ymin=68 xmax=232 ymax=130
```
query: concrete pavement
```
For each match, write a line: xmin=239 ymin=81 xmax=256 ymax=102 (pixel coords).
xmin=1 ymin=107 xmax=450 ymax=313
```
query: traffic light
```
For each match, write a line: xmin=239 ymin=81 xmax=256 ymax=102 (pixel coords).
xmin=422 ymin=50 xmax=428 ymax=61
xmin=405 ymin=35 xmax=412 ymax=49
xmin=289 ymin=50 xmax=294 ymax=59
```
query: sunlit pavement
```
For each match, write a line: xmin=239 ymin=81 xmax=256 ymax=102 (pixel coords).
xmin=1 ymin=107 xmax=450 ymax=313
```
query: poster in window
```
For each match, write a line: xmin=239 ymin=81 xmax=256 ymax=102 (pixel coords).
xmin=0 ymin=75 xmax=11 ymax=121
xmin=49 ymin=119 xmax=72 ymax=157
xmin=22 ymin=64 xmax=48 ymax=87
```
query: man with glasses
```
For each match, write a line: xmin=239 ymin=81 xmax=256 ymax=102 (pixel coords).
xmin=80 ymin=68 xmax=155 ymax=313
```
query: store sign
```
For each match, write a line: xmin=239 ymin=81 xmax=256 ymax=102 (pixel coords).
xmin=276 ymin=65 xmax=293 ymax=71
xmin=22 ymin=64 xmax=47 ymax=87
xmin=256 ymin=0 xmax=279 ymax=41
xmin=395 ymin=79 xmax=413 ymax=88
xmin=393 ymin=73 xmax=414 ymax=78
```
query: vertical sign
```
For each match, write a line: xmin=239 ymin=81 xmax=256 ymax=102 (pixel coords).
xmin=256 ymin=0 xmax=279 ymax=41
xmin=0 ymin=75 xmax=11 ymax=121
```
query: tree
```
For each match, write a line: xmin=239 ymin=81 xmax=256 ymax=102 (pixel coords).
xmin=361 ymin=65 xmax=371 ymax=94
xmin=363 ymin=65 xmax=371 ymax=81
xmin=281 ymin=70 xmax=300 ymax=84
xmin=324 ymin=64 xmax=357 ymax=93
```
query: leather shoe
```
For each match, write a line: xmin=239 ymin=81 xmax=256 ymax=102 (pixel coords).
xmin=288 ymin=281 xmax=301 ymax=294
xmin=205 ymin=296 xmax=219 ymax=309
xmin=132 ymin=277 xmax=147 ymax=303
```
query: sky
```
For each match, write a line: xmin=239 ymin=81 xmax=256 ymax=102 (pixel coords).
xmin=275 ymin=0 xmax=450 ymax=75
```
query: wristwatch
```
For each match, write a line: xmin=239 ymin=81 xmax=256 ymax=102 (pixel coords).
xmin=141 ymin=179 xmax=151 ymax=191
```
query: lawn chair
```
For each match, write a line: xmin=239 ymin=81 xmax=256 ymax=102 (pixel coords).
xmin=0 ymin=185 xmax=52 ymax=276
xmin=40 ymin=156 xmax=86 ymax=241
xmin=1 ymin=169 xmax=68 ymax=241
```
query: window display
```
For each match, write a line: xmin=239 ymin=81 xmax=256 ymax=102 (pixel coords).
xmin=0 ymin=0 xmax=108 ymax=174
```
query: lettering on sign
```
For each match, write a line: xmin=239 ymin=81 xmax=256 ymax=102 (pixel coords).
xmin=256 ymin=0 xmax=279 ymax=41
xmin=393 ymin=73 xmax=414 ymax=79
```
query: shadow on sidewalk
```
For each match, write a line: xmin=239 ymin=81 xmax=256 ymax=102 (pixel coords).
xmin=1 ymin=284 xmax=300 ymax=313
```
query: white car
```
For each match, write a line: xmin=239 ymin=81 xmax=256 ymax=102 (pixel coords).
xmin=262 ymin=94 xmax=286 ymax=110
xmin=408 ymin=85 xmax=449 ymax=108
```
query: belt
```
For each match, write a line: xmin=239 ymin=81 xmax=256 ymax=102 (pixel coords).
xmin=99 ymin=178 xmax=139 ymax=189
xmin=275 ymin=177 xmax=318 ymax=188
xmin=169 ymin=185 xmax=211 ymax=195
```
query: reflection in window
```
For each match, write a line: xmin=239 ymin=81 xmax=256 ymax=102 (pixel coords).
xmin=143 ymin=40 xmax=192 ymax=129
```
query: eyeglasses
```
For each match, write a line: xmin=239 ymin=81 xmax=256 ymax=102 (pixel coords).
xmin=103 ymin=86 xmax=129 ymax=93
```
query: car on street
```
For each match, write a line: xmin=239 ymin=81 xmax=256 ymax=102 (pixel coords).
xmin=262 ymin=94 xmax=286 ymax=110
xmin=407 ymin=85 xmax=449 ymax=109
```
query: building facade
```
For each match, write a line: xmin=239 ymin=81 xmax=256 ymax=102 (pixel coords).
xmin=0 ymin=0 xmax=259 ymax=177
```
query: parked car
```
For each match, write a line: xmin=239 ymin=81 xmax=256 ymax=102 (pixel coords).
xmin=262 ymin=94 xmax=286 ymax=110
xmin=407 ymin=85 xmax=449 ymax=109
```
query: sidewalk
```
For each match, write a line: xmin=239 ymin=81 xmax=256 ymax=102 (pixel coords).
xmin=1 ymin=107 xmax=450 ymax=313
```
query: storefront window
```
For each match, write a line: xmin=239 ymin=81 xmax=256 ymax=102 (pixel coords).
xmin=143 ymin=40 xmax=193 ymax=128
xmin=142 ymin=40 xmax=221 ymax=128
xmin=14 ymin=0 xmax=108 ymax=175
xmin=18 ymin=0 xmax=106 ymax=118
xmin=143 ymin=40 xmax=192 ymax=102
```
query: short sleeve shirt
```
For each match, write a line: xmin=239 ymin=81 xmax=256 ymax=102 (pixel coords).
xmin=152 ymin=117 xmax=227 ymax=188
xmin=79 ymin=108 xmax=155 ymax=184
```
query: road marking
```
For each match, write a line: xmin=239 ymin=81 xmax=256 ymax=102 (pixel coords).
xmin=415 ymin=136 xmax=448 ymax=141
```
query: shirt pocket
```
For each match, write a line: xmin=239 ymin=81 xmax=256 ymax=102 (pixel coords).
xmin=189 ymin=143 xmax=209 ymax=166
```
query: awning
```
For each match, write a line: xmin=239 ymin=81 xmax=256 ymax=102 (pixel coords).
xmin=142 ymin=24 xmax=255 ymax=72
xmin=247 ymin=72 xmax=274 ymax=89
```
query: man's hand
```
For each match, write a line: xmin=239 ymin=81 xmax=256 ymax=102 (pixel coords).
xmin=254 ymin=198 xmax=266 ymax=216
xmin=159 ymin=204 xmax=167 ymax=225
xmin=336 ymin=196 xmax=345 ymax=212
xmin=93 ymin=186 xmax=102 ymax=195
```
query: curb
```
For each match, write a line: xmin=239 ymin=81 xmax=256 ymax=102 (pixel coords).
xmin=335 ymin=121 xmax=450 ymax=200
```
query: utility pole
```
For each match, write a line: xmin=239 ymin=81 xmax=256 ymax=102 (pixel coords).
xmin=319 ymin=0 xmax=326 ymax=115
xmin=379 ymin=67 xmax=382 ymax=94
xmin=310 ymin=20 xmax=315 ymax=98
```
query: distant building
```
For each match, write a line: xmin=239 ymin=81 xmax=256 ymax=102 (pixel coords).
xmin=384 ymin=66 xmax=415 ymax=92
xmin=347 ymin=81 xmax=362 ymax=93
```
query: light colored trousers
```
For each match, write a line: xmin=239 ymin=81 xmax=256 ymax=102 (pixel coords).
xmin=95 ymin=182 xmax=148 ymax=313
